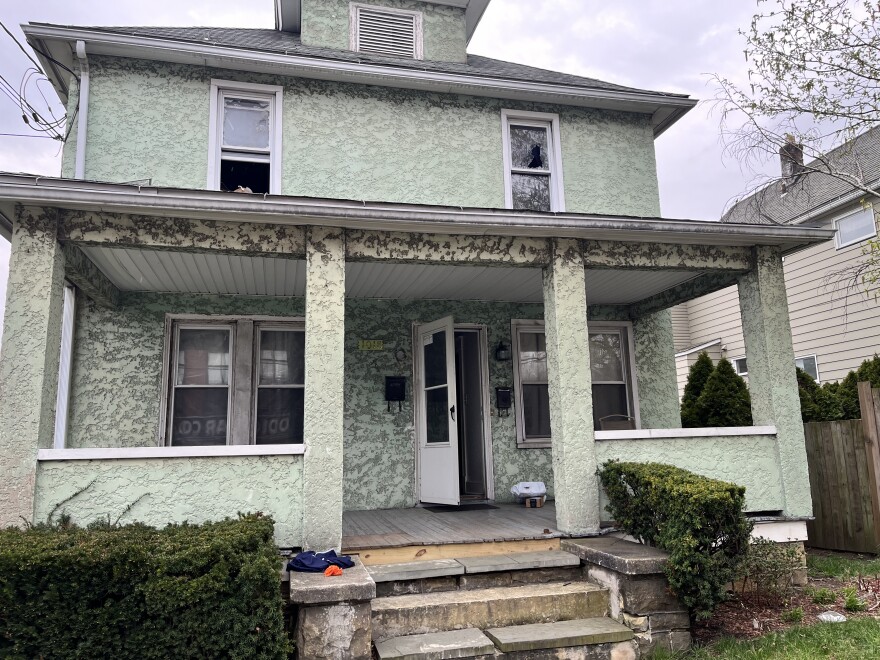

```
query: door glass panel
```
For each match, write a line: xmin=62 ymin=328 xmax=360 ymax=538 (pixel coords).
xmin=423 ymin=330 xmax=447 ymax=388
xmin=425 ymin=387 xmax=450 ymax=444
xmin=176 ymin=329 xmax=230 ymax=385
xmin=255 ymin=388 xmax=304 ymax=444
xmin=171 ymin=388 xmax=228 ymax=446
xmin=511 ymin=174 xmax=551 ymax=212
xmin=589 ymin=332 xmax=624 ymax=382
xmin=522 ymin=383 xmax=551 ymax=438
xmin=223 ymin=97 xmax=271 ymax=149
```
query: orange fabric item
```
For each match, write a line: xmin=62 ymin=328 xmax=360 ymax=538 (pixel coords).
xmin=324 ymin=565 xmax=343 ymax=577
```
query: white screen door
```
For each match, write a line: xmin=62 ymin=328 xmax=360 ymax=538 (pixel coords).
xmin=416 ymin=316 xmax=460 ymax=505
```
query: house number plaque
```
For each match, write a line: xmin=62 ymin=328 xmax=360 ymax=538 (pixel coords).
xmin=358 ymin=340 xmax=385 ymax=351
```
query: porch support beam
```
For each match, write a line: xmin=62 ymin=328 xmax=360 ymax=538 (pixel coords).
xmin=738 ymin=246 xmax=812 ymax=518
xmin=60 ymin=243 xmax=119 ymax=308
xmin=57 ymin=209 xmax=307 ymax=258
xmin=302 ymin=227 xmax=346 ymax=550
xmin=582 ymin=240 xmax=754 ymax=271
xmin=627 ymin=271 xmax=743 ymax=318
xmin=631 ymin=309 xmax=681 ymax=429
xmin=345 ymin=230 xmax=550 ymax=266
xmin=0 ymin=206 xmax=66 ymax=527
xmin=542 ymin=238 xmax=600 ymax=534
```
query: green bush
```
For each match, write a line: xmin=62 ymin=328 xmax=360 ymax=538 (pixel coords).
xmin=598 ymin=461 xmax=752 ymax=621
xmin=681 ymin=351 xmax=715 ymax=428
xmin=797 ymin=368 xmax=844 ymax=423
xmin=0 ymin=514 xmax=288 ymax=659
xmin=809 ymin=587 xmax=837 ymax=605
xmin=843 ymin=586 xmax=867 ymax=612
xmin=836 ymin=355 xmax=880 ymax=420
xmin=736 ymin=536 xmax=802 ymax=601
xmin=781 ymin=606 xmax=804 ymax=624
xmin=693 ymin=358 xmax=753 ymax=427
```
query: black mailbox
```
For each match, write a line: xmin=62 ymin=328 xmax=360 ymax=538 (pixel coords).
xmin=386 ymin=376 xmax=406 ymax=412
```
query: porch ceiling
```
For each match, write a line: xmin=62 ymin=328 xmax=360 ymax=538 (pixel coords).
xmin=82 ymin=246 xmax=705 ymax=305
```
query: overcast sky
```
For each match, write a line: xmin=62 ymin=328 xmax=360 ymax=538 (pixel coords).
xmin=0 ymin=0 xmax=779 ymax=341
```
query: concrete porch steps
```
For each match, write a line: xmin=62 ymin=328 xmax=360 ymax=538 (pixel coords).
xmin=370 ymin=581 xmax=610 ymax=642
xmin=374 ymin=618 xmax=636 ymax=659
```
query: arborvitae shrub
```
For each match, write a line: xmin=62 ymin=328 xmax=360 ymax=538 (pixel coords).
xmin=0 ymin=514 xmax=289 ymax=659
xmin=599 ymin=461 xmax=752 ymax=621
xmin=797 ymin=368 xmax=843 ymax=422
xmin=681 ymin=351 xmax=715 ymax=427
xmin=693 ymin=358 xmax=753 ymax=426
xmin=836 ymin=355 xmax=880 ymax=420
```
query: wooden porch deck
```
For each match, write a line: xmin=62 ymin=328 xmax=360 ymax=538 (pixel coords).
xmin=342 ymin=503 xmax=564 ymax=562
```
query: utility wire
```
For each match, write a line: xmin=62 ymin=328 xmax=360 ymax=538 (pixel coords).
xmin=0 ymin=132 xmax=56 ymax=139
xmin=0 ymin=20 xmax=46 ymax=75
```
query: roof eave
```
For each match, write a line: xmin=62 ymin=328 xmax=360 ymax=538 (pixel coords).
xmin=0 ymin=174 xmax=834 ymax=253
xmin=22 ymin=23 xmax=696 ymax=136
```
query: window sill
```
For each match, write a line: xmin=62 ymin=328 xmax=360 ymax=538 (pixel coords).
xmin=517 ymin=441 xmax=552 ymax=449
xmin=37 ymin=445 xmax=305 ymax=461
xmin=595 ymin=426 xmax=777 ymax=441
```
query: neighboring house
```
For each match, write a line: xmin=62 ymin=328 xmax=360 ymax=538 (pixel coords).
xmin=674 ymin=129 xmax=880 ymax=397
xmin=0 ymin=0 xmax=833 ymax=552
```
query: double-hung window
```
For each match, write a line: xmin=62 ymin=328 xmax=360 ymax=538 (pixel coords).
xmin=511 ymin=320 xmax=637 ymax=447
xmin=501 ymin=110 xmax=565 ymax=213
xmin=208 ymin=80 xmax=283 ymax=195
xmin=164 ymin=317 xmax=304 ymax=446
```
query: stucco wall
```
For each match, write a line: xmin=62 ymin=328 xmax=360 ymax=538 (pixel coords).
xmin=301 ymin=0 xmax=467 ymax=63
xmin=34 ymin=456 xmax=304 ymax=546
xmin=71 ymin=57 xmax=661 ymax=217
xmin=596 ymin=434 xmax=785 ymax=515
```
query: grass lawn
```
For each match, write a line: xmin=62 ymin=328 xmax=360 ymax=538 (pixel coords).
xmin=808 ymin=552 xmax=880 ymax=579
xmin=650 ymin=618 xmax=880 ymax=659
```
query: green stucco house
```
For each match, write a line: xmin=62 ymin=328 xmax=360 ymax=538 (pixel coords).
xmin=0 ymin=0 xmax=833 ymax=551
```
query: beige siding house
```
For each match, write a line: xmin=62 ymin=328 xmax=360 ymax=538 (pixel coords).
xmin=675 ymin=129 xmax=880 ymax=391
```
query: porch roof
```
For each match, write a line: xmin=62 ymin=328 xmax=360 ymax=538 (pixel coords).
xmin=0 ymin=174 xmax=834 ymax=252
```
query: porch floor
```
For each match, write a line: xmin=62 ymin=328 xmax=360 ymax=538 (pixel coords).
xmin=342 ymin=503 xmax=562 ymax=551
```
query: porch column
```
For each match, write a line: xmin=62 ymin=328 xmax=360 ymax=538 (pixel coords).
xmin=632 ymin=309 xmax=681 ymax=429
xmin=542 ymin=238 xmax=600 ymax=533
xmin=302 ymin=227 xmax=346 ymax=550
xmin=738 ymin=246 xmax=812 ymax=518
xmin=0 ymin=207 xmax=65 ymax=527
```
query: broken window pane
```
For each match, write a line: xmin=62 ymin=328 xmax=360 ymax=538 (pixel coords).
xmin=223 ymin=97 xmax=271 ymax=150
xmin=511 ymin=174 xmax=551 ymax=212
xmin=509 ymin=125 xmax=549 ymax=170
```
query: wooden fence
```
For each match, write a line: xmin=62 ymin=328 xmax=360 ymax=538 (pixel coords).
xmin=805 ymin=382 xmax=880 ymax=554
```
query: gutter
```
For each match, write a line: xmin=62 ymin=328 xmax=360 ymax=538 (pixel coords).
xmin=74 ymin=40 xmax=89 ymax=179
xmin=0 ymin=174 xmax=835 ymax=252
xmin=22 ymin=24 xmax=697 ymax=137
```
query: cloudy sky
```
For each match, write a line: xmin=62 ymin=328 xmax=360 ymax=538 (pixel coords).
xmin=0 ymin=0 xmax=779 ymax=340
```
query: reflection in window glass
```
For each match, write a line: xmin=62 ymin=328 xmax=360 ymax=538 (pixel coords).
xmin=836 ymin=207 xmax=876 ymax=248
xmin=176 ymin=329 xmax=230 ymax=386
xmin=516 ymin=329 xmax=550 ymax=440
xmin=256 ymin=329 xmax=305 ymax=444
xmin=423 ymin=331 xmax=447 ymax=388
xmin=223 ymin=97 xmax=271 ymax=149
xmin=260 ymin=331 xmax=305 ymax=385
xmin=509 ymin=125 xmax=549 ymax=170
xmin=589 ymin=332 xmax=624 ymax=382
xmin=256 ymin=388 xmax=304 ymax=444
xmin=511 ymin=174 xmax=551 ymax=212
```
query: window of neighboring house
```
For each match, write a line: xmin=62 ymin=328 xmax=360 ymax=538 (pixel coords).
xmin=501 ymin=110 xmax=565 ymax=213
xmin=208 ymin=80 xmax=283 ymax=195
xmin=350 ymin=3 xmax=424 ymax=59
xmin=732 ymin=357 xmax=748 ymax=377
xmin=835 ymin=206 xmax=876 ymax=249
xmin=511 ymin=321 xmax=637 ymax=447
xmin=165 ymin=318 xmax=304 ymax=446
xmin=796 ymin=355 xmax=820 ymax=381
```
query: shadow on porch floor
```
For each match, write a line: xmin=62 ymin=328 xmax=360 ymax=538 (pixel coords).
xmin=342 ymin=502 xmax=562 ymax=552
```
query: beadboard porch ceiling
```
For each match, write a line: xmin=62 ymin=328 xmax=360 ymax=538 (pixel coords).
xmin=80 ymin=245 xmax=704 ymax=305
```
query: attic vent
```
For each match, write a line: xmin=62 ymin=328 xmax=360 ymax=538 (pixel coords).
xmin=351 ymin=3 xmax=424 ymax=59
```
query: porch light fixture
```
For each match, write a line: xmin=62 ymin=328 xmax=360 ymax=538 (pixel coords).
xmin=495 ymin=341 xmax=512 ymax=362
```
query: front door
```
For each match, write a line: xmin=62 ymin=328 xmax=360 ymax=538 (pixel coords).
xmin=416 ymin=316 xmax=460 ymax=505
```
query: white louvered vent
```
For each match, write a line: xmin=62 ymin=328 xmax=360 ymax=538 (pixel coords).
xmin=351 ymin=4 xmax=424 ymax=59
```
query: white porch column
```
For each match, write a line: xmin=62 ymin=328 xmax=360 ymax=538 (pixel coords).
xmin=542 ymin=238 xmax=600 ymax=533
xmin=738 ymin=246 xmax=812 ymax=518
xmin=302 ymin=227 xmax=346 ymax=550
xmin=0 ymin=207 xmax=65 ymax=527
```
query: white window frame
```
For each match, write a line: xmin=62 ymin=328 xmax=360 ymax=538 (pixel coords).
xmin=207 ymin=79 xmax=283 ymax=194
xmin=732 ymin=356 xmax=748 ymax=377
xmin=159 ymin=314 xmax=304 ymax=447
xmin=795 ymin=354 xmax=821 ymax=382
xmin=350 ymin=3 xmax=424 ymax=60
xmin=510 ymin=319 xmax=638 ymax=448
xmin=501 ymin=109 xmax=566 ymax=213
xmin=834 ymin=205 xmax=876 ymax=249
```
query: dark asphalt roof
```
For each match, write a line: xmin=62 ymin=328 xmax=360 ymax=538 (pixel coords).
xmin=32 ymin=24 xmax=688 ymax=99
xmin=722 ymin=126 xmax=880 ymax=226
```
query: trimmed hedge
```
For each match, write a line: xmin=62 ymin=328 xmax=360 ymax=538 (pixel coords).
xmin=599 ymin=461 xmax=752 ymax=621
xmin=0 ymin=514 xmax=289 ymax=659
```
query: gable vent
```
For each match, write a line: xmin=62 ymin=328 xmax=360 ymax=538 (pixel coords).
xmin=351 ymin=4 xmax=424 ymax=59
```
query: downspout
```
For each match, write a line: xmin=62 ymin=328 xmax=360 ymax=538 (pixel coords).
xmin=74 ymin=40 xmax=89 ymax=180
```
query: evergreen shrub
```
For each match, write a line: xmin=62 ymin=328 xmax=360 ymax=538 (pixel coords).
xmin=599 ymin=461 xmax=752 ymax=620
xmin=680 ymin=351 xmax=714 ymax=428
xmin=693 ymin=358 xmax=753 ymax=427
xmin=0 ymin=514 xmax=288 ymax=660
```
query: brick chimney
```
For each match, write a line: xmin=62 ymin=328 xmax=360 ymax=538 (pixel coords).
xmin=780 ymin=134 xmax=804 ymax=192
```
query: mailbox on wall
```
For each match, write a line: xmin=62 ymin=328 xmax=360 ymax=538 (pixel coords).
xmin=385 ymin=376 xmax=406 ymax=412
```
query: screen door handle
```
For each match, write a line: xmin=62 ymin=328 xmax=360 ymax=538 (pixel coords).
xmin=450 ymin=405 xmax=456 ymax=421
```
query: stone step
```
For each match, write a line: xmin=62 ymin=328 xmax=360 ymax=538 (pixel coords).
xmin=374 ymin=628 xmax=496 ymax=660
xmin=484 ymin=617 xmax=634 ymax=653
xmin=371 ymin=581 xmax=609 ymax=642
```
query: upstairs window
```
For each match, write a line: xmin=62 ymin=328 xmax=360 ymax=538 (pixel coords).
xmin=501 ymin=110 xmax=565 ymax=213
xmin=835 ymin=206 xmax=876 ymax=249
xmin=350 ymin=3 xmax=424 ymax=59
xmin=208 ymin=80 xmax=283 ymax=195
xmin=732 ymin=357 xmax=748 ymax=377
xmin=796 ymin=355 xmax=820 ymax=381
